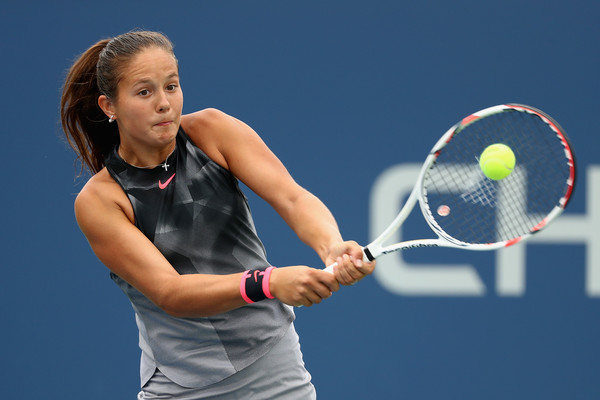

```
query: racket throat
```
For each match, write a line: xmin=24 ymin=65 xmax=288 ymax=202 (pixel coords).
xmin=363 ymin=246 xmax=376 ymax=262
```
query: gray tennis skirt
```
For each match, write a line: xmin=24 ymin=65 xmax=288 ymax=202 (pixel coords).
xmin=137 ymin=323 xmax=316 ymax=399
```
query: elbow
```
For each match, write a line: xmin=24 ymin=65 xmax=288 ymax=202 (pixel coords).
xmin=149 ymin=275 xmax=239 ymax=318
xmin=157 ymin=298 xmax=187 ymax=318
xmin=154 ymin=292 xmax=179 ymax=317
xmin=160 ymin=302 xmax=222 ymax=319
xmin=155 ymin=291 xmax=199 ymax=318
xmin=153 ymin=286 xmax=220 ymax=318
xmin=152 ymin=281 xmax=190 ymax=318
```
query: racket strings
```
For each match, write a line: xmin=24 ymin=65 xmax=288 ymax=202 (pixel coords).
xmin=460 ymin=171 xmax=497 ymax=207
xmin=422 ymin=108 xmax=572 ymax=245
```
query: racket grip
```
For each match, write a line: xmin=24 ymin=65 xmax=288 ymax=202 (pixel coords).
xmin=322 ymin=248 xmax=371 ymax=274
xmin=323 ymin=263 xmax=336 ymax=274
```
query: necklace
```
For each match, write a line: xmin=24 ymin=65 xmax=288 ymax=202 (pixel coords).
xmin=118 ymin=146 xmax=175 ymax=171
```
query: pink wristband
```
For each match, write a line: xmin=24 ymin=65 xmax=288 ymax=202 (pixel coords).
xmin=240 ymin=267 xmax=277 ymax=304
xmin=240 ymin=270 xmax=254 ymax=304
xmin=262 ymin=266 xmax=276 ymax=299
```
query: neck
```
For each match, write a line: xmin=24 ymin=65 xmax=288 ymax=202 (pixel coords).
xmin=118 ymin=142 xmax=176 ymax=170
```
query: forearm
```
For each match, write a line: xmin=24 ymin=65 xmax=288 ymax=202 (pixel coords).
xmin=279 ymin=190 xmax=343 ymax=263
xmin=157 ymin=266 xmax=340 ymax=314
xmin=158 ymin=273 xmax=247 ymax=317
xmin=275 ymin=188 xmax=375 ymax=286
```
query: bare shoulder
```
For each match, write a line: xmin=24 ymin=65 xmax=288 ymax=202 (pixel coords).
xmin=180 ymin=108 xmax=243 ymax=169
xmin=181 ymin=108 xmax=231 ymax=128
xmin=75 ymin=169 xmax=134 ymax=229
xmin=75 ymin=169 xmax=121 ymax=210
xmin=180 ymin=108 xmax=242 ymax=142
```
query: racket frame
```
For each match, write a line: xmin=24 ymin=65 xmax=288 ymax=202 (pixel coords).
xmin=361 ymin=103 xmax=576 ymax=261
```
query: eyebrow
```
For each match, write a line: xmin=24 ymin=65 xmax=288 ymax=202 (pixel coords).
xmin=133 ymin=73 xmax=180 ymax=86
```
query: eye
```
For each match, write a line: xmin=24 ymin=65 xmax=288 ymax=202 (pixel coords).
xmin=138 ymin=89 xmax=150 ymax=96
xmin=166 ymin=84 xmax=178 ymax=91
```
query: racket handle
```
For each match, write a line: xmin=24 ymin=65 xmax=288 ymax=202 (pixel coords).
xmin=322 ymin=247 xmax=372 ymax=274
xmin=297 ymin=250 xmax=367 ymax=307
xmin=323 ymin=263 xmax=336 ymax=274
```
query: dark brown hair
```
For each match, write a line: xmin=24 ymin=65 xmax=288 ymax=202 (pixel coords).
xmin=60 ymin=30 xmax=175 ymax=175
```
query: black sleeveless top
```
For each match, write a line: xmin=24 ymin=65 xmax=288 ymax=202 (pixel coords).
xmin=105 ymin=128 xmax=294 ymax=388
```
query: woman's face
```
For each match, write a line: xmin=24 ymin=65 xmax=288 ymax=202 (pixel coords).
xmin=108 ymin=46 xmax=183 ymax=150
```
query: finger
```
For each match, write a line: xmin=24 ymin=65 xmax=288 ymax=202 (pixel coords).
xmin=343 ymin=254 xmax=366 ymax=280
xmin=298 ymin=272 xmax=337 ymax=306
xmin=300 ymin=286 xmax=330 ymax=307
xmin=297 ymin=298 xmax=312 ymax=307
xmin=314 ymin=281 xmax=335 ymax=300
xmin=315 ymin=269 xmax=340 ymax=292
xmin=334 ymin=255 xmax=355 ymax=285
xmin=362 ymin=260 xmax=376 ymax=275
xmin=346 ymin=241 xmax=366 ymax=264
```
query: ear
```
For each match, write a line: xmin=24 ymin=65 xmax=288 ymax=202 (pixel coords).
xmin=98 ymin=95 xmax=115 ymax=119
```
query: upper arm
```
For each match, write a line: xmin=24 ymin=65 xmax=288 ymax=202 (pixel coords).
xmin=181 ymin=109 xmax=308 ymax=214
xmin=182 ymin=110 xmax=344 ymax=262
xmin=74 ymin=176 xmax=179 ymax=309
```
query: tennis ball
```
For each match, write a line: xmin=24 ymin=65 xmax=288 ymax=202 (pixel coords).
xmin=479 ymin=143 xmax=516 ymax=180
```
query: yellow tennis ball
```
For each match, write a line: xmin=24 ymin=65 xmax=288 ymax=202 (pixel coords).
xmin=479 ymin=143 xmax=516 ymax=180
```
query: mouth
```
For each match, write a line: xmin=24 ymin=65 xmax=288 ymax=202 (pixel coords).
xmin=155 ymin=120 xmax=173 ymax=127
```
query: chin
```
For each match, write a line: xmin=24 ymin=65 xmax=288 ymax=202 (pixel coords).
xmin=155 ymin=125 xmax=179 ymax=139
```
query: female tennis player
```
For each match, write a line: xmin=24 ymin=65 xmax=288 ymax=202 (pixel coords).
xmin=60 ymin=30 xmax=374 ymax=399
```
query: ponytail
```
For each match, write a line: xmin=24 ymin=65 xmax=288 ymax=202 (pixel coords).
xmin=60 ymin=30 xmax=175 ymax=176
xmin=61 ymin=39 xmax=119 ymax=175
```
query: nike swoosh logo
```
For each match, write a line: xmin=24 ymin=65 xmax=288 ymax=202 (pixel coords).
xmin=158 ymin=173 xmax=176 ymax=190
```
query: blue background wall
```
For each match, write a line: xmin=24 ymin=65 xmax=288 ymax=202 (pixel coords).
xmin=2 ymin=1 xmax=598 ymax=398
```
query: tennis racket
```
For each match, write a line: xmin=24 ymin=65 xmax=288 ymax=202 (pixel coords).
xmin=325 ymin=104 xmax=575 ymax=273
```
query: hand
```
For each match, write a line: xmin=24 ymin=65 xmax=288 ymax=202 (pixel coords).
xmin=325 ymin=241 xmax=376 ymax=286
xmin=269 ymin=266 xmax=340 ymax=307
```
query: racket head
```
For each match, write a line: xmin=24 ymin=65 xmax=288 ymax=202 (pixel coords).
xmin=417 ymin=104 xmax=575 ymax=249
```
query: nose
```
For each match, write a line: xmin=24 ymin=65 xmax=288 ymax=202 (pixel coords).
xmin=156 ymin=90 xmax=171 ymax=113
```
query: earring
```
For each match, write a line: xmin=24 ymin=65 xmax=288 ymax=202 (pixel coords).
xmin=108 ymin=115 xmax=116 ymax=123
